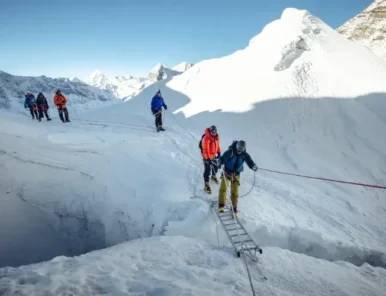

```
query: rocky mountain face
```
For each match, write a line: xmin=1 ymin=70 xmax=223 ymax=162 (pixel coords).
xmin=337 ymin=0 xmax=386 ymax=61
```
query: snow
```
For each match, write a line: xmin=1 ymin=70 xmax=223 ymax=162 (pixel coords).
xmin=87 ymin=63 xmax=192 ymax=100
xmin=147 ymin=63 xmax=181 ymax=82
xmin=172 ymin=61 xmax=194 ymax=72
xmin=167 ymin=8 xmax=386 ymax=117
xmin=337 ymin=0 xmax=386 ymax=62
xmin=0 ymin=70 xmax=120 ymax=116
xmin=1 ymin=236 xmax=386 ymax=296
xmin=1 ymin=7 xmax=386 ymax=295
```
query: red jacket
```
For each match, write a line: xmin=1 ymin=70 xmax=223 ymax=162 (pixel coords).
xmin=201 ymin=128 xmax=221 ymax=159
xmin=54 ymin=94 xmax=67 ymax=108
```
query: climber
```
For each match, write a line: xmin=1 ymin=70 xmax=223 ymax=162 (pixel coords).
xmin=24 ymin=93 xmax=39 ymax=120
xmin=200 ymin=125 xmax=221 ymax=194
xmin=150 ymin=89 xmax=167 ymax=131
xmin=36 ymin=92 xmax=52 ymax=121
xmin=53 ymin=89 xmax=70 ymax=123
xmin=218 ymin=140 xmax=258 ymax=216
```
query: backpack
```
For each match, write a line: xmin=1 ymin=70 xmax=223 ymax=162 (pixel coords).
xmin=198 ymin=134 xmax=205 ymax=152
xmin=229 ymin=140 xmax=237 ymax=150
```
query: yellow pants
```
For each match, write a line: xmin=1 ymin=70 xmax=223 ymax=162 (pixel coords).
xmin=218 ymin=174 xmax=240 ymax=208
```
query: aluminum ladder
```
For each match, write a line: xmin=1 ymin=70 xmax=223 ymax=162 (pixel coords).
xmin=210 ymin=201 xmax=263 ymax=260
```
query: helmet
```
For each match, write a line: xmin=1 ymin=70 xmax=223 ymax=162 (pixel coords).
xmin=209 ymin=125 xmax=217 ymax=133
xmin=236 ymin=140 xmax=246 ymax=153
xmin=56 ymin=89 xmax=61 ymax=94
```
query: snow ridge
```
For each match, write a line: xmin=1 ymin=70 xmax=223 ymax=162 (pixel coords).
xmin=0 ymin=70 xmax=119 ymax=114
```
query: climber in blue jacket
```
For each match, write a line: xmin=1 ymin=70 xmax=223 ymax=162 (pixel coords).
xmin=150 ymin=89 xmax=167 ymax=131
xmin=24 ymin=93 xmax=39 ymax=120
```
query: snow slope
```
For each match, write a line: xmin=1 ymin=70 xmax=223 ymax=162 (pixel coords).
xmin=0 ymin=70 xmax=119 ymax=116
xmin=172 ymin=61 xmax=194 ymax=72
xmin=1 ymin=236 xmax=385 ymax=296
xmin=83 ymin=7 xmax=386 ymax=266
xmin=1 ymin=7 xmax=386 ymax=296
xmin=338 ymin=0 xmax=386 ymax=62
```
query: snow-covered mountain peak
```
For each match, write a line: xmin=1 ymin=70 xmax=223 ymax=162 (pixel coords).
xmin=337 ymin=0 xmax=386 ymax=61
xmin=249 ymin=8 xmax=328 ymax=49
xmin=86 ymin=62 xmax=193 ymax=99
xmin=88 ymin=69 xmax=109 ymax=87
xmin=68 ymin=76 xmax=85 ymax=84
xmin=168 ymin=7 xmax=386 ymax=117
xmin=172 ymin=61 xmax=194 ymax=72
xmin=147 ymin=63 xmax=180 ymax=82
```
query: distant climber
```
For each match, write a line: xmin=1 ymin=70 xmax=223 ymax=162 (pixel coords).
xmin=150 ymin=89 xmax=167 ymax=131
xmin=200 ymin=125 xmax=221 ymax=194
xmin=36 ymin=92 xmax=52 ymax=121
xmin=53 ymin=89 xmax=70 ymax=123
xmin=24 ymin=93 xmax=38 ymax=120
xmin=218 ymin=140 xmax=258 ymax=216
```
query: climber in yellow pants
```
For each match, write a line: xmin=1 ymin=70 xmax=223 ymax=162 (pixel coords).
xmin=218 ymin=140 xmax=258 ymax=216
xmin=219 ymin=173 xmax=240 ymax=211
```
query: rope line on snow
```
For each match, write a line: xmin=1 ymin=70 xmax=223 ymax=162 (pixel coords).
xmin=259 ymin=168 xmax=386 ymax=190
xmin=72 ymin=117 xmax=386 ymax=190
xmin=167 ymin=111 xmax=199 ymax=143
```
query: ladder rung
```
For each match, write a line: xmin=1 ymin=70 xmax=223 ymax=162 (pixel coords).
xmin=220 ymin=218 xmax=235 ymax=222
xmin=234 ymin=239 xmax=253 ymax=244
xmin=221 ymin=218 xmax=237 ymax=224
xmin=223 ymin=222 xmax=238 ymax=226
xmin=225 ymin=226 xmax=242 ymax=231
xmin=229 ymin=233 xmax=247 ymax=237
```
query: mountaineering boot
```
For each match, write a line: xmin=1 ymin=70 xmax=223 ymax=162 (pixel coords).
xmin=211 ymin=175 xmax=219 ymax=184
xmin=158 ymin=126 xmax=165 ymax=131
xmin=218 ymin=203 xmax=224 ymax=213
xmin=204 ymin=182 xmax=212 ymax=194
xmin=233 ymin=207 xmax=238 ymax=218
xmin=47 ymin=118 xmax=52 ymax=121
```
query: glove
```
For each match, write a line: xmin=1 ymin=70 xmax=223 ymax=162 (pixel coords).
xmin=252 ymin=165 xmax=258 ymax=171
xmin=164 ymin=104 xmax=168 ymax=110
xmin=217 ymin=152 xmax=221 ymax=158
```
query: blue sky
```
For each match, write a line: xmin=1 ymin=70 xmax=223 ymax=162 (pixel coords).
xmin=0 ymin=0 xmax=372 ymax=80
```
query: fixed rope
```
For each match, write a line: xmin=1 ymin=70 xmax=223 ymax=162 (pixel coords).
xmin=166 ymin=110 xmax=199 ymax=142
xmin=260 ymin=168 xmax=386 ymax=190
xmin=74 ymin=117 xmax=386 ymax=191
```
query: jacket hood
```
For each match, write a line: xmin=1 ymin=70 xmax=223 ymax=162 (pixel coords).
xmin=205 ymin=128 xmax=218 ymax=139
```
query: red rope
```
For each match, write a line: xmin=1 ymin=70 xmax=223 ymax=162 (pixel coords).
xmin=259 ymin=168 xmax=386 ymax=189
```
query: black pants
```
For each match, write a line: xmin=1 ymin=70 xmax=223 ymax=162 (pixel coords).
xmin=58 ymin=107 xmax=69 ymax=122
xmin=38 ymin=105 xmax=50 ymax=120
xmin=151 ymin=108 xmax=162 ymax=128
xmin=203 ymin=159 xmax=219 ymax=183
xmin=29 ymin=105 xmax=38 ymax=119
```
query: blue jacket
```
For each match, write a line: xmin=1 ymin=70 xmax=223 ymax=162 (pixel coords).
xmin=24 ymin=95 xmax=36 ymax=108
xmin=150 ymin=90 xmax=167 ymax=111
xmin=219 ymin=143 xmax=256 ymax=174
